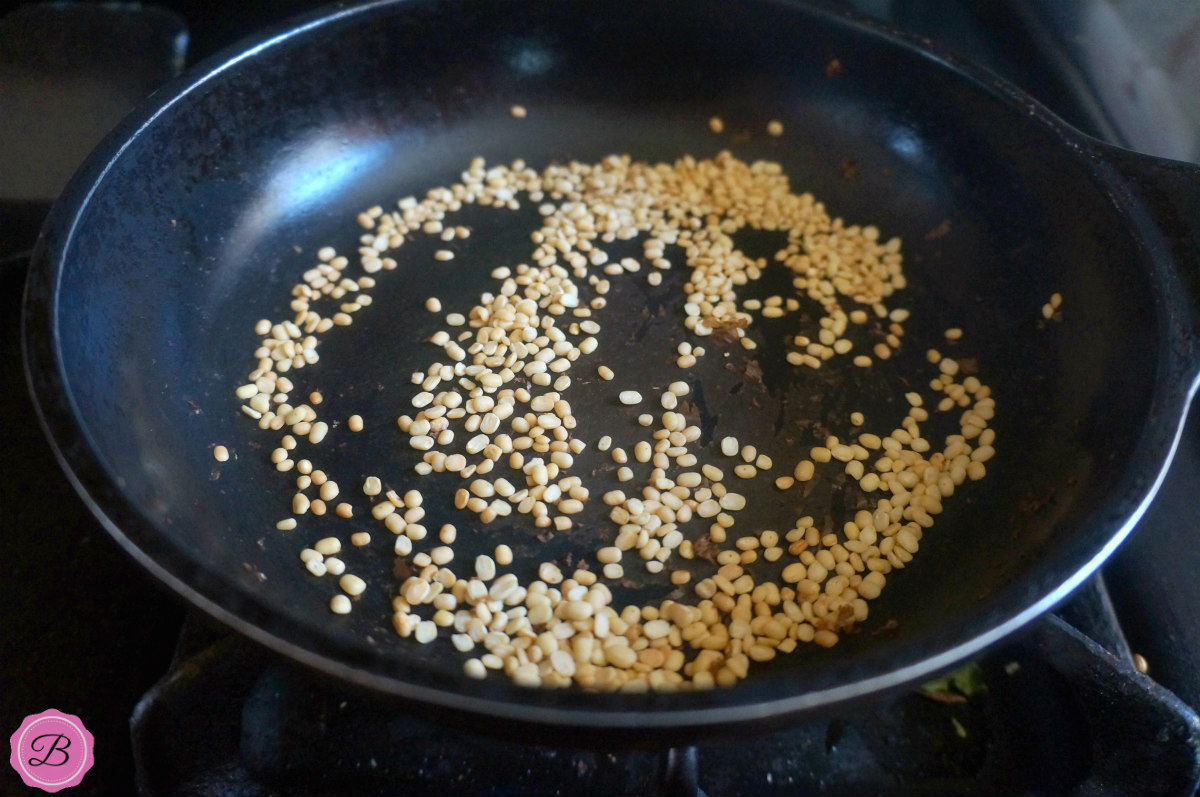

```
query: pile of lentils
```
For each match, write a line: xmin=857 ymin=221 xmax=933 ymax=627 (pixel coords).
xmin=224 ymin=139 xmax=996 ymax=692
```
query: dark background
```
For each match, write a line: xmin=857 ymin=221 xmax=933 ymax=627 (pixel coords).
xmin=1 ymin=1 xmax=1197 ymax=795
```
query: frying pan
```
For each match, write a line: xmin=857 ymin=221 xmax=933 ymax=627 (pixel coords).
xmin=22 ymin=0 xmax=1200 ymax=742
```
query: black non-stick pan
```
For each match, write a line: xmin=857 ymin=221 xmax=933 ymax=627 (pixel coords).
xmin=22 ymin=0 xmax=1200 ymax=741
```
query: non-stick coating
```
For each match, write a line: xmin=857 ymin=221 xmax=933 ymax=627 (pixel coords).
xmin=23 ymin=0 xmax=1200 ymax=737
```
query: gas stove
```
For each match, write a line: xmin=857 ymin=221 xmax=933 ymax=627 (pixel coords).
xmin=2 ymin=2 xmax=1199 ymax=795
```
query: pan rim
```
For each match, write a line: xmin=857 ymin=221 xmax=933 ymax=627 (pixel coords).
xmin=21 ymin=0 xmax=1200 ymax=732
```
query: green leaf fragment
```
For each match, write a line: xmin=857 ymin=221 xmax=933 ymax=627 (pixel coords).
xmin=919 ymin=662 xmax=986 ymax=700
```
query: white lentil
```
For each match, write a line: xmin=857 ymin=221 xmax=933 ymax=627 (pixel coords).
xmin=415 ymin=621 xmax=438 ymax=644
xmin=339 ymin=574 xmax=366 ymax=596
xmin=236 ymin=145 xmax=998 ymax=694
xmin=476 ymin=555 xmax=497 ymax=581
xmin=314 ymin=537 xmax=341 ymax=556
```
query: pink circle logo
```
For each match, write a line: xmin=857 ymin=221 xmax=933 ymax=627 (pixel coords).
xmin=9 ymin=710 xmax=94 ymax=792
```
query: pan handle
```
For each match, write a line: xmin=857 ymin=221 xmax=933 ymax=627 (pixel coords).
xmin=1090 ymin=142 xmax=1200 ymax=373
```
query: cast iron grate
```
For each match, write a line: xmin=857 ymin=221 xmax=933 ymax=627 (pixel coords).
xmin=130 ymin=578 xmax=1200 ymax=797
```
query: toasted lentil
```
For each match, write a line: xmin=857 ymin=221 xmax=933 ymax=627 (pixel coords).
xmin=339 ymin=574 xmax=366 ymax=596
xmin=235 ymin=142 xmax=997 ymax=694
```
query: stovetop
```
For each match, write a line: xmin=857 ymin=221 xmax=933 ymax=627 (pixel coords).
xmin=2 ymin=2 xmax=1199 ymax=795
xmin=120 ymin=582 xmax=1199 ymax=796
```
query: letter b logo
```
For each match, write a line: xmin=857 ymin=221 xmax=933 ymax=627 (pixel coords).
xmin=29 ymin=734 xmax=72 ymax=767
xmin=10 ymin=710 xmax=94 ymax=792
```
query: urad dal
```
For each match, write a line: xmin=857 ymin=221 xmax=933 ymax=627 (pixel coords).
xmin=231 ymin=145 xmax=995 ymax=693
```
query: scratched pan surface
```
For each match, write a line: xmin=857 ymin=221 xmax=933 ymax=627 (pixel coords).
xmin=23 ymin=0 xmax=1200 ymax=741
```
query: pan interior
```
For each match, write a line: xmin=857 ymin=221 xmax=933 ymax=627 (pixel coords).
xmin=38 ymin=0 xmax=1166 ymax=720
